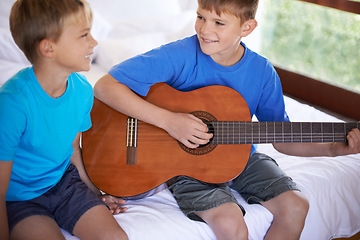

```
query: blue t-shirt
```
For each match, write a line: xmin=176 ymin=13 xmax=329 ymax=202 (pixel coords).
xmin=109 ymin=35 xmax=289 ymax=154
xmin=0 ymin=67 xmax=93 ymax=201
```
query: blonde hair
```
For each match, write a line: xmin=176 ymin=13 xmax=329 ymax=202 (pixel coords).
xmin=10 ymin=0 xmax=93 ymax=64
xmin=198 ymin=0 xmax=258 ymax=24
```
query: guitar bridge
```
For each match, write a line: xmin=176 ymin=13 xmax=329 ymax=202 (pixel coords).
xmin=126 ymin=117 xmax=138 ymax=165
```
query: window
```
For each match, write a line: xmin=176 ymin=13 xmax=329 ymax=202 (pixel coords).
xmin=257 ymin=0 xmax=360 ymax=94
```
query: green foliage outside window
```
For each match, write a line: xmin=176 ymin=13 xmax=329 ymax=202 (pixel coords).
xmin=259 ymin=0 xmax=360 ymax=93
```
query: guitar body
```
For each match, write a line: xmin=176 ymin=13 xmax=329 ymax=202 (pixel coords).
xmin=82 ymin=83 xmax=252 ymax=197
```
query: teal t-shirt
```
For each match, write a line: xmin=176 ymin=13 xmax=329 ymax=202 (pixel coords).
xmin=0 ymin=67 xmax=93 ymax=201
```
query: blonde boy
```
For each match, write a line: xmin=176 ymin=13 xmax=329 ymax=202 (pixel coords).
xmin=0 ymin=0 xmax=128 ymax=239
xmin=94 ymin=0 xmax=360 ymax=239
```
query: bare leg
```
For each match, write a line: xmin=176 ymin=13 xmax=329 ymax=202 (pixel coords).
xmin=196 ymin=202 xmax=248 ymax=240
xmin=73 ymin=205 xmax=128 ymax=240
xmin=10 ymin=215 xmax=65 ymax=240
xmin=261 ymin=190 xmax=309 ymax=240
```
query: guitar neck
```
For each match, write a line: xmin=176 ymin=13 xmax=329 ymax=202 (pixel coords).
xmin=211 ymin=122 xmax=359 ymax=144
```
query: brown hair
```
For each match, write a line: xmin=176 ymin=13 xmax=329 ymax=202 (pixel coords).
xmin=198 ymin=0 xmax=259 ymax=24
xmin=9 ymin=0 xmax=92 ymax=64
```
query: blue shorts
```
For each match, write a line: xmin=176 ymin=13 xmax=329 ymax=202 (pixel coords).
xmin=168 ymin=152 xmax=299 ymax=222
xmin=6 ymin=164 xmax=106 ymax=235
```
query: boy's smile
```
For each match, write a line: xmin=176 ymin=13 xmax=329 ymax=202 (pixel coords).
xmin=195 ymin=6 xmax=257 ymax=67
xmin=200 ymin=38 xmax=218 ymax=44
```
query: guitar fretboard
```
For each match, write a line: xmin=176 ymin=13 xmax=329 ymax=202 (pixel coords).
xmin=211 ymin=122 xmax=359 ymax=144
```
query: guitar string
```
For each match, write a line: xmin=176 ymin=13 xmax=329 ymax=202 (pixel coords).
xmin=135 ymin=125 xmax=350 ymax=135
xmin=132 ymin=122 xmax=351 ymax=143
xmin=134 ymin=129 xmax=346 ymax=143
xmin=134 ymin=124 xmax=350 ymax=133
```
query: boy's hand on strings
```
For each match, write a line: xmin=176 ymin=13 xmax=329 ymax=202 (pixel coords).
xmin=165 ymin=112 xmax=213 ymax=149
xmin=332 ymin=126 xmax=360 ymax=156
xmin=100 ymin=194 xmax=128 ymax=215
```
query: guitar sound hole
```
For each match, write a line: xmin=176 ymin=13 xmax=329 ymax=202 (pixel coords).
xmin=178 ymin=111 xmax=217 ymax=156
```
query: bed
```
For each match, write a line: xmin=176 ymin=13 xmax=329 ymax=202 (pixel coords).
xmin=1 ymin=0 xmax=359 ymax=239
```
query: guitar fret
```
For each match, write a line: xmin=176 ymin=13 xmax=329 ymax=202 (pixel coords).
xmin=225 ymin=122 xmax=228 ymax=144
xmin=224 ymin=122 xmax=227 ymax=144
xmin=230 ymin=121 xmax=233 ymax=144
xmin=251 ymin=122 xmax=254 ymax=144
xmin=233 ymin=122 xmax=235 ymax=144
xmin=260 ymin=122 xmax=267 ymax=143
xmin=222 ymin=121 xmax=225 ymax=144
xmin=266 ymin=122 xmax=268 ymax=143
xmin=303 ymin=122 xmax=309 ymax=142
xmin=238 ymin=122 xmax=241 ymax=144
xmin=273 ymin=122 xmax=276 ymax=143
xmin=221 ymin=122 xmax=224 ymax=144
xmin=286 ymin=122 xmax=291 ymax=143
xmin=227 ymin=122 xmax=231 ymax=144
xmin=244 ymin=122 xmax=247 ymax=144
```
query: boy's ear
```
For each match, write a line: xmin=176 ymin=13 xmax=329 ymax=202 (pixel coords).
xmin=38 ymin=39 xmax=55 ymax=58
xmin=240 ymin=19 xmax=258 ymax=38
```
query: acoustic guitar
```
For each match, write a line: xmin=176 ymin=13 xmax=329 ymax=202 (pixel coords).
xmin=82 ymin=83 xmax=359 ymax=197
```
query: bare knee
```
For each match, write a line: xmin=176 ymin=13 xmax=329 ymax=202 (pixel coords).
xmin=73 ymin=205 xmax=128 ymax=240
xmin=262 ymin=191 xmax=309 ymax=240
xmin=76 ymin=227 xmax=128 ymax=240
xmin=99 ymin=230 xmax=128 ymax=240
xmin=10 ymin=215 xmax=65 ymax=240
xmin=197 ymin=203 xmax=248 ymax=240
xmin=264 ymin=191 xmax=309 ymax=230
xmin=215 ymin=214 xmax=248 ymax=240
xmin=281 ymin=191 xmax=309 ymax=222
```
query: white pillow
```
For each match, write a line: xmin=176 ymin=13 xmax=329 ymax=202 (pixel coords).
xmin=0 ymin=28 xmax=29 ymax=64
xmin=109 ymin=11 xmax=196 ymax=39
xmin=91 ymin=10 xmax=113 ymax=42
xmin=95 ymin=32 xmax=168 ymax=71
xmin=0 ymin=0 xmax=14 ymax=29
xmin=87 ymin=0 xmax=182 ymax=23
xmin=178 ymin=0 xmax=198 ymax=11
xmin=95 ymin=10 xmax=197 ymax=71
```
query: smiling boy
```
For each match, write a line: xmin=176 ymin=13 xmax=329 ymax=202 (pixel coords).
xmin=93 ymin=0 xmax=360 ymax=239
xmin=0 ymin=0 xmax=128 ymax=239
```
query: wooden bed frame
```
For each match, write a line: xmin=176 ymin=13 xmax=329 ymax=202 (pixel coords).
xmin=333 ymin=231 xmax=360 ymax=240
xmin=276 ymin=67 xmax=360 ymax=121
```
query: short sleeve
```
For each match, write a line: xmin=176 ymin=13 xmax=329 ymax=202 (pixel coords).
xmin=0 ymin=94 xmax=26 ymax=161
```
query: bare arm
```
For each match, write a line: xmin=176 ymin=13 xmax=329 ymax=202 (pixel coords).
xmin=71 ymin=133 xmax=127 ymax=214
xmin=71 ymin=133 xmax=100 ymax=193
xmin=273 ymin=126 xmax=360 ymax=157
xmin=94 ymin=74 xmax=213 ymax=148
xmin=0 ymin=161 xmax=12 ymax=240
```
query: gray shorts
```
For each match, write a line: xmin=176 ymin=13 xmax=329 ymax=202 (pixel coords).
xmin=167 ymin=152 xmax=299 ymax=221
